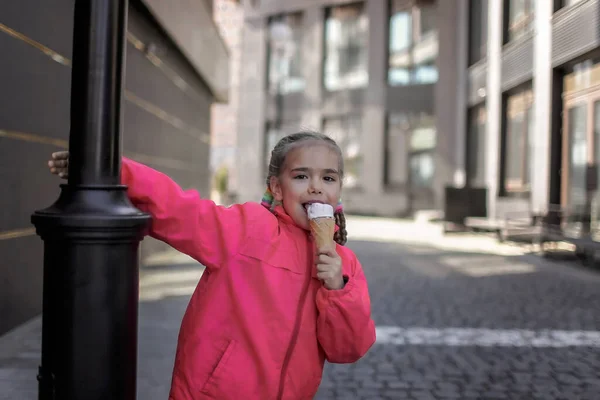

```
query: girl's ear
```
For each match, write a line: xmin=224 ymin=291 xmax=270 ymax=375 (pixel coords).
xmin=269 ymin=176 xmax=284 ymax=202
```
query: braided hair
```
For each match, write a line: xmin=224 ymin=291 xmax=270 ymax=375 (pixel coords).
xmin=261 ymin=130 xmax=348 ymax=246
xmin=334 ymin=211 xmax=347 ymax=246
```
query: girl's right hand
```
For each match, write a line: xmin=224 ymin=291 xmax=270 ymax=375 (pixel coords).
xmin=48 ymin=151 xmax=69 ymax=179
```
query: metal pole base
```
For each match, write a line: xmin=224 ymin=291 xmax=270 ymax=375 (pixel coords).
xmin=32 ymin=184 xmax=150 ymax=400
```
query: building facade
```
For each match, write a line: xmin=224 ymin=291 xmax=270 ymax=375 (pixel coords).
xmin=235 ymin=0 xmax=466 ymax=217
xmin=0 ymin=0 xmax=230 ymax=335
xmin=236 ymin=0 xmax=600 ymax=225
xmin=464 ymin=0 xmax=600 ymax=224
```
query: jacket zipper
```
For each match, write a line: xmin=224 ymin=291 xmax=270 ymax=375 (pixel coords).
xmin=276 ymin=234 xmax=313 ymax=400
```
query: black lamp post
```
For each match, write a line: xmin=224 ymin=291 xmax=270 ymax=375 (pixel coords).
xmin=31 ymin=1 xmax=150 ymax=399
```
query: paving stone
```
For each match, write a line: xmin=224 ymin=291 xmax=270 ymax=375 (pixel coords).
xmin=381 ymin=390 xmax=410 ymax=399
xmin=387 ymin=381 xmax=410 ymax=390
xmin=432 ymin=390 xmax=461 ymax=398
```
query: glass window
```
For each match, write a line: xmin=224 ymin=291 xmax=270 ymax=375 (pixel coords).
xmin=322 ymin=115 xmax=363 ymax=188
xmin=268 ymin=13 xmax=304 ymax=95
xmin=389 ymin=10 xmax=412 ymax=85
xmin=324 ymin=3 xmax=369 ymax=91
xmin=264 ymin=121 xmax=301 ymax=177
xmin=503 ymin=86 xmax=534 ymax=194
xmin=388 ymin=1 xmax=438 ymax=86
xmin=567 ymin=104 xmax=588 ymax=211
xmin=386 ymin=112 xmax=436 ymax=188
xmin=506 ymin=0 xmax=534 ymax=42
xmin=561 ymin=0 xmax=584 ymax=8
xmin=468 ymin=0 xmax=488 ymax=65
xmin=410 ymin=152 xmax=435 ymax=187
xmin=565 ymin=105 xmax=588 ymax=212
xmin=467 ymin=104 xmax=487 ymax=187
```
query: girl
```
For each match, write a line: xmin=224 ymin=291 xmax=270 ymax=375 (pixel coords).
xmin=48 ymin=131 xmax=376 ymax=400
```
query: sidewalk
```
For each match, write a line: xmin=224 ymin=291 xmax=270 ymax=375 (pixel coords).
xmin=345 ymin=215 xmax=530 ymax=256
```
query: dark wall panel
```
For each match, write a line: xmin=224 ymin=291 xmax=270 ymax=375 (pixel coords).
xmin=127 ymin=6 xmax=214 ymax=112
xmin=0 ymin=0 xmax=74 ymax=58
xmin=0 ymin=2 xmax=213 ymax=335
xmin=0 ymin=32 xmax=71 ymax=141
xmin=0 ymin=140 xmax=64 ymax=233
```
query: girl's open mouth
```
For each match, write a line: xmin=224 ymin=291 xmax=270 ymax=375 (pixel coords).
xmin=302 ymin=201 xmax=325 ymax=208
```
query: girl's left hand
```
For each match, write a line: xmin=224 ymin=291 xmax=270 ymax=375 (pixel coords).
xmin=316 ymin=247 xmax=344 ymax=290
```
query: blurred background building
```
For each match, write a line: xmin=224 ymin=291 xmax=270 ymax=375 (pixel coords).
xmin=234 ymin=0 xmax=459 ymax=217
xmin=0 ymin=0 xmax=230 ymax=335
xmin=463 ymin=0 xmax=600 ymax=228
xmin=230 ymin=0 xmax=600 ymax=224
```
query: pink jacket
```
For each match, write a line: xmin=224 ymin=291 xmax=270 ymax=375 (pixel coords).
xmin=121 ymin=158 xmax=376 ymax=400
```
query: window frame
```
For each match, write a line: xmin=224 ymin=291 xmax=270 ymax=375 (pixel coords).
xmin=468 ymin=0 xmax=488 ymax=65
xmin=560 ymin=60 xmax=600 ymax=210
xmin=263 ymin=120 xmax=302 ymax=179
xmin=266 ymin=12 xmax=305 ymax=96
xmin=323 ymin=2 xmax=369 ymax=92
xmin=387 ymin=0 xmax=439 ymax=87
xmin=501 ymin=85 xmax=534 ymax=196
xmin=385 ymin=111 xmax=437 ymax=190
xmin=504 ymin=0 xmax=535 ymax=44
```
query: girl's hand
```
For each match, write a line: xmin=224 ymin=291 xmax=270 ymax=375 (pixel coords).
xmin=316 ymin=247 xmax=344 ymax=290
xmin=48 ymin=151 xmax=70 ymax=179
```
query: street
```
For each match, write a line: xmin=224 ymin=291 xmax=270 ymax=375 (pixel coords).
xmin=2 ymin=219 xmax=600 ymax=399
xmin=315 ymin=239 xmax=600 ymax=400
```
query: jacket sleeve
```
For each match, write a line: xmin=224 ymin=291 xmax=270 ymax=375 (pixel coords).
xmin=315 ymin=252 xmax=376 ymax=363
xmin=121 ymin=157 xmax=259 ymax=271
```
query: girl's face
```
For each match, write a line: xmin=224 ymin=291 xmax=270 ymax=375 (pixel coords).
xmin=270 ymin=143 xmax=342 ymax=230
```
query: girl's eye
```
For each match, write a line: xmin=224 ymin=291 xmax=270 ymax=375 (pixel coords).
xmin=324 ymin=176 xmax=336 ymax=182
xmin=294 ymin=175 xmax=308 ymax=180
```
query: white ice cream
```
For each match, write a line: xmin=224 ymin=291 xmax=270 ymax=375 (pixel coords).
xmin=305 ymin=203 xmax=334 ymax=220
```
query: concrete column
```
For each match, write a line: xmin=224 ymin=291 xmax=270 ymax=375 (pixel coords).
xmin=454 ymin=0 xmax=469 ymax=187
xmin=362 ymin=0 xmax=387 ymax=194
xmin=531 ymin=0 xmax=553 ymax=214
xmin=301 ymin=7 xmax=324 ymax=130
xmin=433 ymin=0 xmax=467 ymax=210
xmin=485 ymin=0 xmax=503 ymax=218
xmin=235 ymin=17 xmax=268 ymax=202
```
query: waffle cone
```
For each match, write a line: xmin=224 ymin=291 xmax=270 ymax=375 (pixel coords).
xmin=309 ymin=217 xmax=335 ymax=249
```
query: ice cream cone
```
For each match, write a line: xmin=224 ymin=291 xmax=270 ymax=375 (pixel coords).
xmin=310 ymin=217 xmax=335 ymax=249
xmin=306 ymin=203 xmax=335 ymax=249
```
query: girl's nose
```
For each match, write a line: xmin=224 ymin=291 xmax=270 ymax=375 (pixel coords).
xmin=309 ymin=179 xmax=323 ymax=194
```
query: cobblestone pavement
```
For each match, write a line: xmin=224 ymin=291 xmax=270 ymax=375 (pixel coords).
xmin=2 ymin=223 xmax=600 ymax=399
xmin=315 ymin=239 xmax=600 ymax=400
